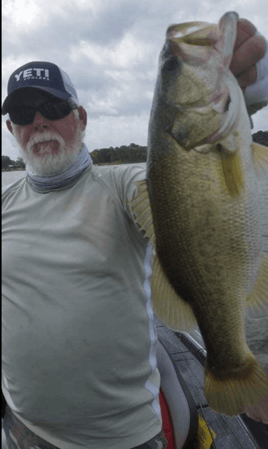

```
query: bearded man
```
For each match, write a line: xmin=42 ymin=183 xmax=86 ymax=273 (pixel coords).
xmin=2 ymin=17 xmax=268 ymax=449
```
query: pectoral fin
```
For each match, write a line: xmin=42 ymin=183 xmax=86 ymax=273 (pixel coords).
xmin=221 ymin=150 xmax=244 ymax=196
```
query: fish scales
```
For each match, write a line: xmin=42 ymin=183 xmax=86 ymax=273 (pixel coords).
xmin=148 ymin=138 xmax=251 ymax=363
xmin=130 ymin=11 xmax=268 ymax=422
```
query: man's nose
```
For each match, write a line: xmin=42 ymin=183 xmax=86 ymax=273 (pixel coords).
xmin=32 ymin=111 xmax=50 ymax=131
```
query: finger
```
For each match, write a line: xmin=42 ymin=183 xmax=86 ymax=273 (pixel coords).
xmin=230 ymin=34 xmax=266 ymax=76
xmin=236 ymin=65 xmax=257 ymax=89
xmin=234 ymin=18 xmax=256 ymax=51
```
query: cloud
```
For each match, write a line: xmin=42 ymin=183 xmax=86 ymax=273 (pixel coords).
xmin=85 ymin=112 xmax=150 ymax=151
xmin=2 ymin=0 xmax=268 ymax=161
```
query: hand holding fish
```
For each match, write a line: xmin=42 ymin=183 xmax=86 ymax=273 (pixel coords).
xmin=230 ymin=18 xmax=267 ymax=91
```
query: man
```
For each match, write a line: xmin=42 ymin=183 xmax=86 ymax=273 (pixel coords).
xmin=2 ymin=16 xmax=268 ymax=449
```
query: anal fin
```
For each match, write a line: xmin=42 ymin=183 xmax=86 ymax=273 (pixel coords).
xmin=221 ymin=151 xmax=244 ymax=196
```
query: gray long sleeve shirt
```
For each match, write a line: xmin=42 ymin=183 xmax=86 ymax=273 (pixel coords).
xmin=2 ymin=164 xmax=161 ymax=449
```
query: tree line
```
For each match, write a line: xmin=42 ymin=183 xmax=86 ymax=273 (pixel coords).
xmin=90 ymin=143 xmax=147 ymax=164
xmin=252 ymin=130 xmax=268 ymax=146
xmin=2 ymin=156 xmax=26 ymax=170
xmin=90 ymin=132 xmax=267 ymax=164
xmin=2 ymin=131 xmax=267 ymax=170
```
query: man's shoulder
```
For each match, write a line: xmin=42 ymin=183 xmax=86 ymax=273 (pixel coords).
xmin=2 ymin=184 xmax=14 ymax=195
xmin=2 ymin=177 xmax=26 ymax=197
xmin=91 ymin=163 xmax=146 ymax=187
xmin=89 ymin=163 xmax=146 ymax=206
xmin=91 ymin=163 xmax=146 ymax=176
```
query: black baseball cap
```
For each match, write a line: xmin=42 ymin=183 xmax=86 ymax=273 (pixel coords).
xmin=2 ymin=61 xmax=79 ymax=114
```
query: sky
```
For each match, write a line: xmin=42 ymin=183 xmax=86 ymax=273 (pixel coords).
xmin=2 ymin=0 xmax=268 ymax=161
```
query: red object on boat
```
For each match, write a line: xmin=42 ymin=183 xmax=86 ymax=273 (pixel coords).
xmin=159 ymin=389 xmax=176 ymax=449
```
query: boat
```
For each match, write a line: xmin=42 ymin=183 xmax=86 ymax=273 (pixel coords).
xmin=155 ymin=315 xmax=268 ymax=448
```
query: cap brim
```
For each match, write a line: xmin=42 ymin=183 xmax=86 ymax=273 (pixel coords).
xmin=2 ymin=86 xmax=72 ymax=115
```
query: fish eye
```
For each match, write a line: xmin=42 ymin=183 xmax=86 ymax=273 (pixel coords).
xmin=163 ymin=57 xmax=180 ymax=73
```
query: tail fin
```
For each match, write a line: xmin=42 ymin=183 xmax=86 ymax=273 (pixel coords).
xmin=204 ymin=353 xmax=268 ymax=422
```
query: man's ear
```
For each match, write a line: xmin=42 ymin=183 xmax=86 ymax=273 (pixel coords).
xmin=77 ymin=106 xmax=87 ymax=130
xmin=6 ymin=120 xmax=14 ymax=134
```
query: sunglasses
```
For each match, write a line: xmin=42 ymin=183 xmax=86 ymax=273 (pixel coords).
xmin=9 ymin=98 xmax=78 ymax=126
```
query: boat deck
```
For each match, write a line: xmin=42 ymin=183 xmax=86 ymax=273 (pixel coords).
xmin=155 ymin=316 xmax=268 ymax=449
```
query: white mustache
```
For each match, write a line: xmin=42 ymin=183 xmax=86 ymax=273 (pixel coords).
xmin=27 ymin=131 xmax=65 ymax=149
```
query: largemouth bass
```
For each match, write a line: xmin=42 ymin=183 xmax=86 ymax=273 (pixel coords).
xmin=130 ymin=12 xmax=268 ymax=422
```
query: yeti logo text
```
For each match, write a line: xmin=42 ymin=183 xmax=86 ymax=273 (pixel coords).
xmin=14 ymin=68 xmax=50 ymax=81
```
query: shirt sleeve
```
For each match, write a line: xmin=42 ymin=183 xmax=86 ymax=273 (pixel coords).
xmin=112 ymin=163 xmax=147 ymax=228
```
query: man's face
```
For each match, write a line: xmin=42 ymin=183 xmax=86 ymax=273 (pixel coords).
xmin=6 ymin=91 xmax=87 ymax=176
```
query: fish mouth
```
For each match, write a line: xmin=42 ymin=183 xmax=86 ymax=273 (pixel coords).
xmin=167 ymin=21 xmax=220 ymax=46
xmin=165 ymin=21 xmax=223 ymax=70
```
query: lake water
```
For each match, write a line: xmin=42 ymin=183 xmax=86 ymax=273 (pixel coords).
xmin=2 ymin=170 xmax=27 ymax=187
xmin=2 ymin=169 xmax=268 ymax=373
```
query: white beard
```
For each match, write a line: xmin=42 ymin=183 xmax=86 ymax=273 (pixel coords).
xmin=15 ymin=128 xmax=85 ymax=176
